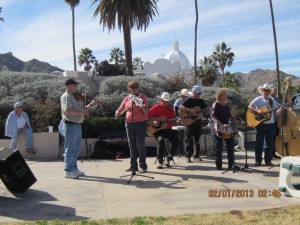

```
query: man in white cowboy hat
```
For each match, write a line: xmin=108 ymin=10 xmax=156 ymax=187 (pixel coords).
xmin=179 ymin=85 xmax=208 ymax=163
xmin=248 ymin=83 xmax=283 ymax=167
xmin=148 ymin=92 xmax=179 ymax=169
xmin=173 ymin=88 xmax=190 ymax=155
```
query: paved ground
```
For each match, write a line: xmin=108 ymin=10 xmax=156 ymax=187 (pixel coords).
xmin=1 ymin=149 xmax=300 ymax=223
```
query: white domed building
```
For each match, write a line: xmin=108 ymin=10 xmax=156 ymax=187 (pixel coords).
xmin=163 ymin=40 xmax=191 ymax=70
xmin=142 ymin=41 xmax=193 ymax=79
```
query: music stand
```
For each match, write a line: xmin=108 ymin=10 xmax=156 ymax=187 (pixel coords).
xmin=119 ymin=95 xmax=154 ymax=184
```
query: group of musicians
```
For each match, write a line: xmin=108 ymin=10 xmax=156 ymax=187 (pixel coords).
xmin=115 ymin=80 xmax=285 ymax=174
xmin=58 ymin=78 xmax=283 ymax=178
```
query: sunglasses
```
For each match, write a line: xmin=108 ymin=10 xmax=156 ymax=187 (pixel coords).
xmin=129 ymin=85 xmax=139 ymax=89
xmin=17 ymin=106 xmax=23 ymax=108
xmin=262 ymin=89 xmax=270 ymax=92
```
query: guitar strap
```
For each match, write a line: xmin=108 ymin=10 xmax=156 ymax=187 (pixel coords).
xmin=269 ymin=98 xmax=273 ymax=109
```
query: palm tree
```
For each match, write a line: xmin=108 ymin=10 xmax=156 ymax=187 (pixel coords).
xmin=197 ymin=56 xmax=219 ymax=86
xmin=78 ymin=48 xmax=96 ymax=71
xmin=64 ymin=0 xmax=80 ymax=71
xmin=132 ymin=57 xmax=144 ymax=70
xmin=194 ymin=0 xmax=198 ymax=82
xmin=211 ymin=42 xmax=235 ymax=87
xmin=92 ymin=0 xmax=159 ymax=76
xmin=0 ymin=7 xmax=4 ymax=27
xmin=109 ymin=47 xmax=125 ymax=65
xmin=267 ymin=0 xmax=281 ymax=97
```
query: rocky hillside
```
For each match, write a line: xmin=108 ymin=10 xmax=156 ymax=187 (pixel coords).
xmin=0 ymin=52 xmax=63 ymax=73
xmin=234 ymin=69 xmax=300 ymax=92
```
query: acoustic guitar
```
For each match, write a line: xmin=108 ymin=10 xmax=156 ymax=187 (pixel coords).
xmin=147 ymin=116 xmax=178 ymax=136
xmin=179 ymin=106 xmax=210 ymax=126
xmin=246 ymin=106 xmax=279 ymax=128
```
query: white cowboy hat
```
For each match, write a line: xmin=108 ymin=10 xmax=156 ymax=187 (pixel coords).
xmin=158 ymin=92 xmax=172 ymax=101
xmin=179 ymin=89 xmax=189 ymax=97
xmin=258 ymin=83 xmax=274 ymax=94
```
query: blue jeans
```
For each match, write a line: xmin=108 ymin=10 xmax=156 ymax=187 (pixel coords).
xmin=255 ymin=123 xmax=275 ymax=163
xmin=125 ymin=120 xmax=148 ymax=170
xmin=10 ymin=128 xmax=33 ymax=150
xmin=213 ymin=134 xmax=234 ymax=169
xmin=64 ymin=123 xmax=82 ymax=172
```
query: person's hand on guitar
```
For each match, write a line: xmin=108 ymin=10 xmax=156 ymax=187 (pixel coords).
xmin=188 ymin=108 xmax=197 ymax=117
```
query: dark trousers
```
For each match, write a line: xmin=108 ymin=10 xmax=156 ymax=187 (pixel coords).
xmin=213 ymin=134 xmax=234 ymax=169
xmin=255 ymin=123 xmax=275 ymax=163
xmin=154 ymin=128 xmax=179 ymax=164
xmin=185 ymin=120 xmax=202 ymax=158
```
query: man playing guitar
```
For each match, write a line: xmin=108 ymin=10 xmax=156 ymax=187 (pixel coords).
xmin=148 ymin=92 xmax=179 ymax=169
xmin=210 ymin=88 xmax=236 ymax=171
xmin=179 ymin=85 xmax=208 ymax=163
xmin=248 ymin=83 xmax=283 ymax=167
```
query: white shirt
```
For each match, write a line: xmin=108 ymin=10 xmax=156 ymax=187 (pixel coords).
xmin=17 ymin=114 xmax=26 ymax=129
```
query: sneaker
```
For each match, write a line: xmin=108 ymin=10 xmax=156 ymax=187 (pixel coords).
xmin=186 ymin=158 xmax=192 ymax=163
xmin=139 ymin=169 xmax=147 ymax=173
xmin=26 ymin=148 xmax=36 ymax=154
xmin=76 ymin=169 xmax=85 ymax=176
xmin=65 ymin=171 xmax=79 ymax=179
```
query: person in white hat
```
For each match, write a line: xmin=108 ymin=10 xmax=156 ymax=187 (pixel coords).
xmin=5 ymin=102 xmax=35 ymax=154
xmin=173 ymin=89 xmax=190 ymax=155
xmin=179 ymin=85 xmax=208 ymax=163
xmin=248 ymin=83 xmax=283 ymax=166
xmin=148 ymin=92 xmax=179 ymax=169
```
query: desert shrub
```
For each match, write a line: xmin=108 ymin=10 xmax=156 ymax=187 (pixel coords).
xmin=0 ymin=72 xmax=91 ymax=132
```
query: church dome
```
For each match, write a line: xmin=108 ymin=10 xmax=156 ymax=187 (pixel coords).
xmin=164 ymin=41 xmax=191 ymax=69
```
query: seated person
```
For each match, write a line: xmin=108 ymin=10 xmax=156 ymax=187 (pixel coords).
xmin=5 ymin=102 xmax=36 ymax=154
xmin=148 ymin=92 xmax=179 ymax=169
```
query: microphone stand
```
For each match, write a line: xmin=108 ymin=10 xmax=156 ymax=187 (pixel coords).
xmin=239 ymin=123 xmax=264 ymax=173
xmin=120 ymin=94 xmax=154 ymax=184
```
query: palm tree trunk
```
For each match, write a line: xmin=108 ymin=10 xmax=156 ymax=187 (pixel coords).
xmin=122 ymin=20 xmax=133 ymax=76
xmin=72 ymin=8 xmax=77 ymax=71
xmin=194 ymin=0 xmax=198 ymax=83
xmin=269 ymin=0 xmax=280 ymax=97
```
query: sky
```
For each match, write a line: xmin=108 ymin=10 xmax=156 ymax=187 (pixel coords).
xmin=1 ymin=0 xmax=300 ymax=76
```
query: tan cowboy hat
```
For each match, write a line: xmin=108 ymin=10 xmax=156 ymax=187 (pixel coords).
xmin=157 ymin=92 xmax=172 ymax=101
xmin=179 ymin=89 xmax=189 ymax=97
xmin=258 ymin=83 xmax=274 ymax=94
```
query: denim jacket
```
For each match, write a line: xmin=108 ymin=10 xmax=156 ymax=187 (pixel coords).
xmin=5 ymin=111 xmax=32 ymax=138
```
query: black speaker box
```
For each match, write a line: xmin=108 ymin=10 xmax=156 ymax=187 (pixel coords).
xmin=0 ymin=147 xmax=37 ymax=193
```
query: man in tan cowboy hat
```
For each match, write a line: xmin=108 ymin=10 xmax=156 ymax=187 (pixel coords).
xmin=248 ymin=83 xmax=283 ymax=167
xmin=148 ymin=92 xmax=179 ymax=169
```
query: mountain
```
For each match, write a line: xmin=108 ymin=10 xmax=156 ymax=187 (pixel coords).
xmin=0 ymin=52 xmax=64 ymax=73
xmin=234 ymin=69 xmax=300 ymax=91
